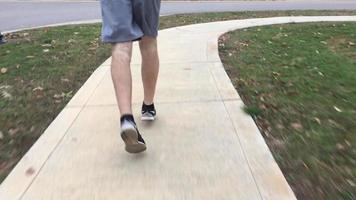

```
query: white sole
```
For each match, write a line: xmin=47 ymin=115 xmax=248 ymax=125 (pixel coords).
xmin=120 ymin=125 xmax=146 ymax=153
xmin=141 ymin=116 xmax=155 ymax=121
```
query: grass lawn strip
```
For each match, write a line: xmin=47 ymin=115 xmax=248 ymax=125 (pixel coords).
xmin=219 ymin=22 xmax=356 ymax=200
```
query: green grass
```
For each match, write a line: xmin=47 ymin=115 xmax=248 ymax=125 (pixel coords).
xmin=1 ymin=9 xmax=356 ymax=195
xmin=219 ymin=22 xmax=356 ymax=200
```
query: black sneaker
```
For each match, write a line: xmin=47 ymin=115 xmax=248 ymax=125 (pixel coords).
xmin=120 ymin=115 xmax=146 ymax=153
xmin=141 ymin=102 xmax=156 ymax=121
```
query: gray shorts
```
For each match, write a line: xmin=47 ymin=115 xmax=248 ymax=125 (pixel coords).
xmin=100 ymin=0 xmax=161 ymax=43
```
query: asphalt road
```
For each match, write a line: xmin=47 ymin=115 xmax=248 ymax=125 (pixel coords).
xmin=1 ymin=1 xmax=356 ymax=32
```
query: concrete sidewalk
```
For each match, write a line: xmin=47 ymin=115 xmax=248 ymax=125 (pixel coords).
xmin=1 ymin=16 xmax=356 ymax=200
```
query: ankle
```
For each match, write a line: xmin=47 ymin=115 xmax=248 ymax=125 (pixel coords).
xmin=120 ymin=114 xmax=135 ymax=124
xmin=143 ymin=101 xmax=154 ymax=106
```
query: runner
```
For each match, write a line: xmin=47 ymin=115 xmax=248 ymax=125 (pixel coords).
xmin=99 ymin=0 xmax=161 ymax=153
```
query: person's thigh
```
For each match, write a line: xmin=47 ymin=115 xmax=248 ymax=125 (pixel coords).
xmin=132 ymin=0 xmax=161 ymax=38
xmin=100 ymin=0 xmax=144 ymax=43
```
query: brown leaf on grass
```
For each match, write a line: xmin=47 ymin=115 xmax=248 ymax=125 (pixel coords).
xmin=54 ymin=99 xmax=62 ymax=104
xmin=0 ymin=85 xmax=13 ymax=100
xmin=32 ymin=87 xmax=44 ymax=99
xmin=270 ymin=137 xmax=285 ymax=149
xmin=259 ymin=104 xmax=267 ymax=110
xmin=239 ymin=42 xmax=249 ymax=47
xmin=290 ymin=122 xmax=303 ymax=131
xmin=1 ymin=67 xmax=8 ymax=74
xmin=327 ymin=119 xmax=344 ymax=130
xmin=314 ymin=117 xmax=321 ymax=124
xmin=333 ymin=106 xmax=342 ymax=112
xmin=61 ymin=78 xmax=70 ymax=83
xmin=8 ymin=128 xmax=20 ymax=136
xmin=347 ymin=179 xmax=356 ymax=187
xmin=0 ymin=131 xmax=4 ymax=140
xmin=272 ymin=71 xmax=281 ymax=76
xmin=53 ymin=94 xmax=63 ymax=99
xmin=276 ymin=124 xmax=284 ymax=130
xmin=68 ymin=39 xmax=76 ymax=43
xmin=336 ymin=143 xmax=345 ymax=151
xmin=345 ymin=140 xmax=351 ymax=147
xmin=41 ymin=44 xmax=52 ymax=47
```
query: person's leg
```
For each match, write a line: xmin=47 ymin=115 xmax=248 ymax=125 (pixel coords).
xmin=139 ymin=36 xmax=159 ymax=105
xmin=111 ymin=41 xmax=147 ymax=153
xmin=100 ymin=0 xmax=146 ymax=153
xmin=111 ymin=42 xmax=133 ymax=115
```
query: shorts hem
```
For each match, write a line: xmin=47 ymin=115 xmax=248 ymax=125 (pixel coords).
xmin=101 ymin=33 xmax=158 ymax=44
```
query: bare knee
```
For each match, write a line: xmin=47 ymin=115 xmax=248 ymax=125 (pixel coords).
xmin=139 ymin=36 xmax=158 ymax=57
xmin=111 ymin=42 xmax=133 ymax=64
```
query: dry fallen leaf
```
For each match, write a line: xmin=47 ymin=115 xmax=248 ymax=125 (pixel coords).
xmin=61 ymin=78 xmax=70 ymax=83
xmin=1 ymin=90 xmax=12 ymax=100
xmin=33 ymin=86 xmax=43 ymax=91
xmin=33 ymin=87 xmax=44 ymax=98
xmin=347 ymin=179 xmax=355 ymax=187
xmin=1 ymin=67 xmax=8 ymax=74
xmin=276 ymin=124 xmax=284 ymax=130
xmin=333 ymin=106 xmax=342 ymax=112
xmin=336 ymin=143 xmax=345 ymax=150
xmin=8 ymin=128 xmax=20 ymax=136
xmin=53 ymin=94 xmax=62 ymax=99
xmin=0 ymin=131 xmax=4 ymax=140
xmin=314 ymin=117 xmax=321 ymax=124
xmin=290 ymin=122 xmax=303 ymax=131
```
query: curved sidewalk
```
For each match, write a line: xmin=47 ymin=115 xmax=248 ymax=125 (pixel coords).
xmin=1 ymin=16 xmax=356 ymax=200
